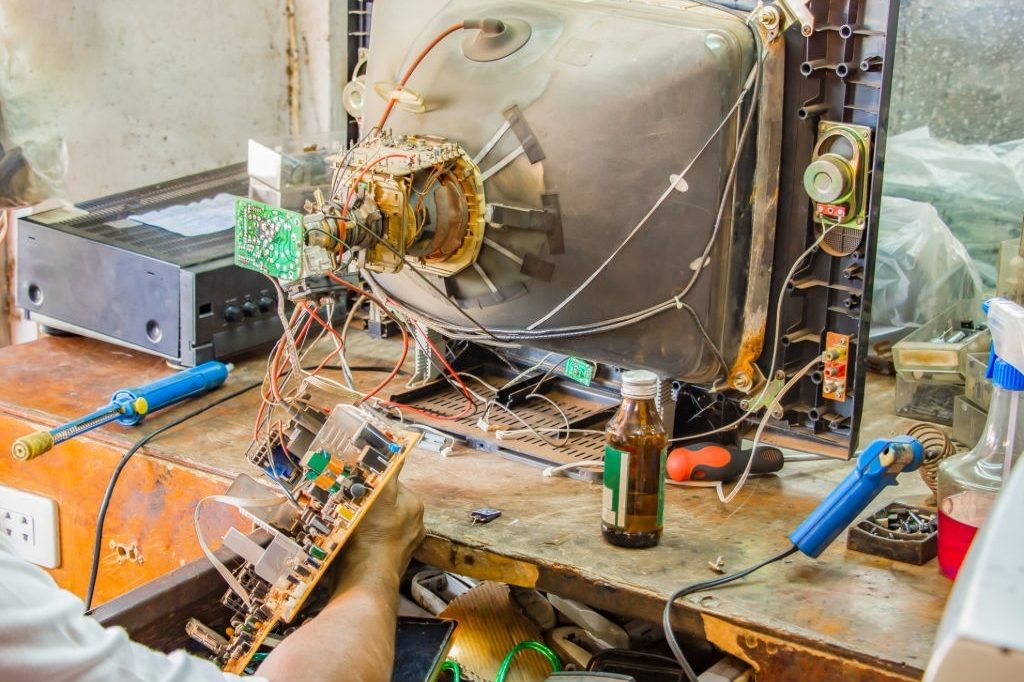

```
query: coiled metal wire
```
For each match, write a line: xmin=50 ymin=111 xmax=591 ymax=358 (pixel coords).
xmin=907 ymin=422 xmax=956 ymax=504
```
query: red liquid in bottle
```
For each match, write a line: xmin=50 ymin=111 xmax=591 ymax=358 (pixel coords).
xmin=937 ymin=490 xmax=994 ymax=579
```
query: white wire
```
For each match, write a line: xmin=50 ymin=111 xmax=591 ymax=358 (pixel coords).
xmin=460 ymin=373 xmax=501 ymax=393
xmin=669 ymin=218 xmax=841 ymax=443
xmin=194 ymin=492 xmax=289 ymax=609
xmin=542 ymin=461 xmax=605 ymax=478
xmin=526 ymin=64 xmax=758 ymax=331
xmin=713 ymin=355 xmax=822 ymax=504
xmin=499 ymin=427 xmax=605 ymax=439
xmin=271 ymin=278 xmax=305 ymax=378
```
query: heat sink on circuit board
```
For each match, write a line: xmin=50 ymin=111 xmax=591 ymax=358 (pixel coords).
xmin=234 ymin=198 xmax=304 ymax=280
xmin=188 ymin=405 xmax=421 ymax=674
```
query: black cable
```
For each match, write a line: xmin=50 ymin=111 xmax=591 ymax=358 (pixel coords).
xmin=662 ymin=545 xmax=799 ymax=682
xmin=83 ymin=380 xmax=262 ymax=613
xmin=304 ymin=226 xmax=351 ymax=250
xmin=676 ymin=301 xmax=729 ymax=379
xmin=353 ymin=227 xmax=505 ymax=344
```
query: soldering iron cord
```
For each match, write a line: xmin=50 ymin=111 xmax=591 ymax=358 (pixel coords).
xmin=663 ymin=544 xmax=799 ymax=682
xmin=83 ymin=380 xmax=263 ymax=613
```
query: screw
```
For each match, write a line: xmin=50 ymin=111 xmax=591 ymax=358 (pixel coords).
xmin=758 ymin=6 xmax=781 ymax=30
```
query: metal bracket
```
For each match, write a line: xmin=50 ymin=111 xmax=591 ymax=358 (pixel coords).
xmin=773 ymin=0 xmax=816 ymax=38
xmin=739 ymin=373 xmax=784 ymax=419
xmin=410 ymin=324 xmax=445 ymax=385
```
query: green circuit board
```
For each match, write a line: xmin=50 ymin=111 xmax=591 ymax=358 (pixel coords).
xmin=234 ymin=198 xmax=304 ymax=280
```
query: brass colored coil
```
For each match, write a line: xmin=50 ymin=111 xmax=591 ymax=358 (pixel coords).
xmin=907 ymin=422 xmax=956 ymax=500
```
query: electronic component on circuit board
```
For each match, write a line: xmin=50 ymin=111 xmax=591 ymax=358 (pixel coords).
xmin=188 ymin=405 xmax=420 ymax=673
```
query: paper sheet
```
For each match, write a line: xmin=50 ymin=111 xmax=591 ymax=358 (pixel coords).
xmin=128 ymin=192 xmax=239 ymax=237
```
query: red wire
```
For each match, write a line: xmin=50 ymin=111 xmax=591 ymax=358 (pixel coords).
xmin=324 ymin=274 xmax=475 ymax=420
xmin=300 ymin=302 xmax=346 ymax=348
xmin=341 ymin=152 xmax=415 ymax=219
xmin=376 ymin=22 xmax=466 ymax=131
xmin=297 ymin=301 xmax=349 ymax=376
xmin=326 ymin=273 xmax=408 ymax=402
xmin=403 ymin=317 xmax=475 ymax=419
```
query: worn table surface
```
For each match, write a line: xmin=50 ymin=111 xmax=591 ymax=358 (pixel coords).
xmin=0 ymin=335 xmax=950 ymax=679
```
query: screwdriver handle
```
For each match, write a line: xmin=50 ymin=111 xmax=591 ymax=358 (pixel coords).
xmin=113 ymin=361 xmax=230 ymax=426
xmin=666 ymin=443 xmax=784 ymax=482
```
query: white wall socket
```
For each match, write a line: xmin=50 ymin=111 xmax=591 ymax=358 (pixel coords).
xmin=0 ymin=484 xmax=60 ymax=569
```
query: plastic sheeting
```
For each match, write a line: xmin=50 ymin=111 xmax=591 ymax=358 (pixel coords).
xmin=883 ymin=127 xmax=1024 ymax=286
xmin=871 ymin=196 xmax=983 ymax=339
xmin=0 ymin=20 xmax=67 ymax=207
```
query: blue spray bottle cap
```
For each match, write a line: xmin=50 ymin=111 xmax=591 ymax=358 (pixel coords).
xmin=983 ymin=298 xmax=1024 ymax=391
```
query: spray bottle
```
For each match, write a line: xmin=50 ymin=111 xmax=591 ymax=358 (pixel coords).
xmin=937 ymin=297 xmax=1024 ymax=579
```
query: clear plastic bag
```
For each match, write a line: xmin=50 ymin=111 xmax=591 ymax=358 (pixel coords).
xmin=871 ymin=196 xmax=983 ymax=339
xmin=883 ymin=127 xmax=1024 ymax=286
xmin=0 ymin=23 xmax=67 ymax=207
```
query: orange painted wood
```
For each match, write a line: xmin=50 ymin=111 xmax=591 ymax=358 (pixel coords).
xmin=0 ymin=337 xmax=261 ymax=605
xmin=0 ymin=417 xmax=239 ymax=604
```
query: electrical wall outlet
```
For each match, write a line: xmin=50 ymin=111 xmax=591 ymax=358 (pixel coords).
xmin=0 ymin=484 xmax=60 ymax=568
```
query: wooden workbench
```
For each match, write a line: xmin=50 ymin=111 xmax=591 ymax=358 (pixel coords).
xmin=0 ymin=335 xmax=949 ymax=680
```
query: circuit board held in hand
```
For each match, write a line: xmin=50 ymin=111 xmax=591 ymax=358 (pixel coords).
xmin=188 ymin=405 xmax=420 ymax=674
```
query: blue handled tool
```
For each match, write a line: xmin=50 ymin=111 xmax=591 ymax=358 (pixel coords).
xmin=664 ymin=436 xmax=926 ymax=679
xmin=789 ymin=436 xmax=925 ymax=558
xmin=11 ymin=361 xmax=229 ymax=461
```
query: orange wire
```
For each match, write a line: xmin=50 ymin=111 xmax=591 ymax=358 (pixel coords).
xmin=255 ymin=306 xmax=308 ymax=439
xmin=340 ymin=152 xmax=415 ymax=219
xmin=394 ymin=317 xmax=475 ymax=420
xmin=297 ymin=301 xmax=347 ymax=375
xmin=326 ymin=273 xmax=409 ymax=402
xmin=322 ymin=274 xmax=476 ymax=420
xmin=376 ymin=22 xmax=466 ymax=131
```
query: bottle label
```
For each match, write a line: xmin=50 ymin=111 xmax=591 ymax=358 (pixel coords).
xmin=602 ymin=445 xmax=630 ymax=527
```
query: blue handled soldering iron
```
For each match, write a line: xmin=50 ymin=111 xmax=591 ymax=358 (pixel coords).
xmin=790 ymin=435 xmax=925 ymax=557
xmin=11 ymin=361 xmax=229 ymax=461
xmin=665 ymin=436 xmax=925 ymax=681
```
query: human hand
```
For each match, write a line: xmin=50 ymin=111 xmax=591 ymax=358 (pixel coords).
xmin=333 ymin=475 xmax=424 ymax=594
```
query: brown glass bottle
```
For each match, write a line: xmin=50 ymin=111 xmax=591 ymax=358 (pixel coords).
xmin=602 ymin=370 xmax=667 ymax=548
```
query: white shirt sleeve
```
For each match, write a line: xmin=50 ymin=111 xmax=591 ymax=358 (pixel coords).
xmin=0 ymin=535 xmax=268 ymax=682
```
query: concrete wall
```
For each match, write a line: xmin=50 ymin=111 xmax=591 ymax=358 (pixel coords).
xmin=0 ymin=1 xmax=346 ymax=202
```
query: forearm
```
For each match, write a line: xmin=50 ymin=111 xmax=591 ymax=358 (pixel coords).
xmin=256 ymin=547 xmax=402 ymax=682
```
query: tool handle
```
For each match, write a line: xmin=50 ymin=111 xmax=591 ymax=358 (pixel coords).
xmin=667 ymin=443 xmax=784 ymax=482
xmin=115 ymin=361 xmax=229 ymax=425
xmin=789 ymin=436 xmax=923 ymax=558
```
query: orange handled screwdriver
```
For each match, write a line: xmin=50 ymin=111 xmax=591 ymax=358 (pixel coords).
xmin=666 ymin=442 xmax=785 ymax=482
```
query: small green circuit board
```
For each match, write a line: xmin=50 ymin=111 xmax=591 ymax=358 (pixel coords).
xmin=564 ymin=356 xmax=596 ymax=386
xmin=234 ymin=198 xmax=304 ymax=280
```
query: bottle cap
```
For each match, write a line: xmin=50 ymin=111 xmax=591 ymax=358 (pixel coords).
xmin=621 ymin=370 xmax=658 ymax=399
xmin=984 ymin=297 xmax=1024 ymax=390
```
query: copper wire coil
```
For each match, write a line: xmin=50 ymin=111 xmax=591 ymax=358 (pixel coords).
xmin=907 ymin=422 xmax=956 ymax=497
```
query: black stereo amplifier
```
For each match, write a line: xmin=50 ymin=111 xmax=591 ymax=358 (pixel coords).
xmin=17 ymin=165 xmax=286 ymax=366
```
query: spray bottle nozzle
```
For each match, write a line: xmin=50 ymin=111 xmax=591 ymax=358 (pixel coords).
xmin=984 ymin=298 xmax=1024 ymax=390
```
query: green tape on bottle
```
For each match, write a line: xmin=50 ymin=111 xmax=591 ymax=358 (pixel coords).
xmin=657 ymin=448 xmax=666 ymax=526
xmin=602 ymin=445 xmax=630 ymax=528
